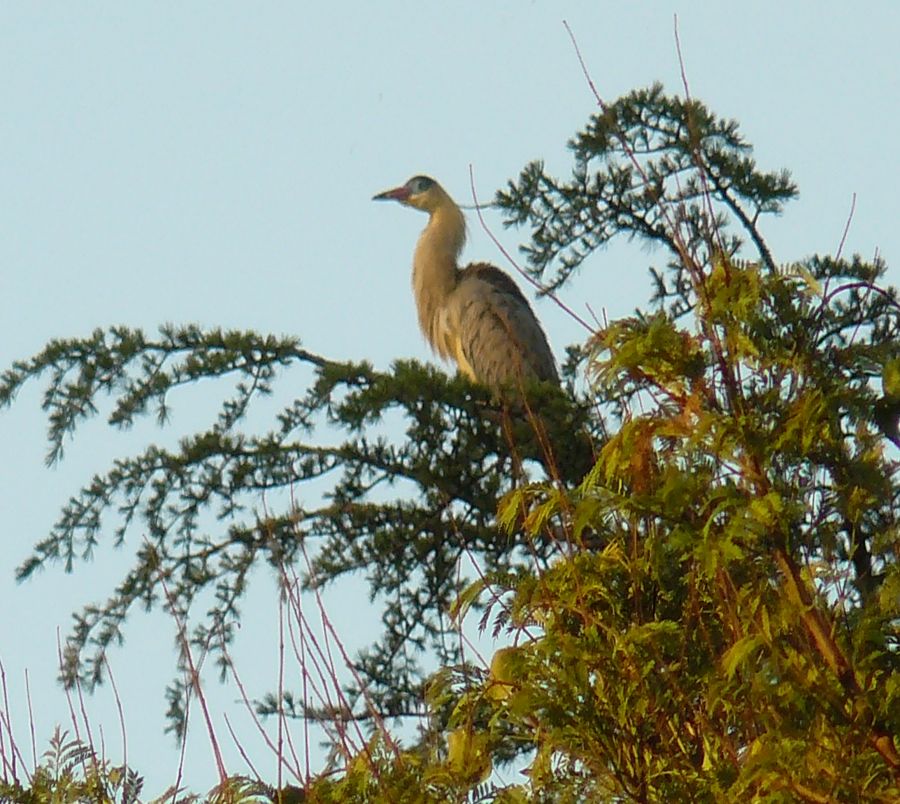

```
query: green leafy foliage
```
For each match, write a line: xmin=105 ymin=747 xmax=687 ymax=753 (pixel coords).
xmin=0 ymin=727 xmax=143 ymax=803
xmin=3 ymin=84 xmax=899 ymax=801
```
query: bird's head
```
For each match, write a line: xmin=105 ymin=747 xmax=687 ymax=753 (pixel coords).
xmin=373 ymin=175 xmax=446 ymax=213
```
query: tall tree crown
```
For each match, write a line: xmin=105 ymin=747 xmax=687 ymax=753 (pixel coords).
xmin=1 ymin=83 xmax=898 ymax=800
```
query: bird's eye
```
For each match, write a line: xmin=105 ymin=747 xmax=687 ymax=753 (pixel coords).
xmin=409 ymin=176 xmax=433 ymax=194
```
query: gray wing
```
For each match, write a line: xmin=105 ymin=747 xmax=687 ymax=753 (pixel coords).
xmin=449 ymin=262 xmax=559 ymax=390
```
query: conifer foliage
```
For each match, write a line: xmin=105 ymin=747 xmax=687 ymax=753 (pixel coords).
xmin=2 ymin=84 xmax=898 ymax=800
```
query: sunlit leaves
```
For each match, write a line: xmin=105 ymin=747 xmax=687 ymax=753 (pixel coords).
xmin=4 ymin=81 xmax=900 ymax=801
xmin=482 ymin=84 xmax=899 ymax=801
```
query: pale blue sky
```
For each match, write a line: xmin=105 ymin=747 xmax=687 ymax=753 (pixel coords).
xmin=1 ymin=3 xmax=898 ymax=796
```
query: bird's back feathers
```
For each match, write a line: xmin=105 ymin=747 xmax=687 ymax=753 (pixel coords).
xmin=449 ymin=262 xmax=559 ymax=390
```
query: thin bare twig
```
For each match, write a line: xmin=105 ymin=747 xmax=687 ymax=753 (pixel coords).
xmin=102 ymin=657 xmax=128 ymax=790
xmin=25 ymin=669 xmax=36 ymax=777
xmin=835 ymin=192 xmax=856 ymax=260
xmin=223 ymin=713 xmax=263 ymax=782
xmin=563 ymin=19 xmax=608 ymax=112
xmin=157 ymin=570 xmax=228 ymax=785
xmin=0 ymin=659 xmax=25 ymax=781
xmin=217 ymin=633 xmax=304 ymax=784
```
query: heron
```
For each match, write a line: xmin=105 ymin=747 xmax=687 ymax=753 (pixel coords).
xmin=373 ymin=176 xmax=559 ymax=393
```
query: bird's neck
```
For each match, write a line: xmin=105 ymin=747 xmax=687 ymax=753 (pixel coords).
xmin=412 ymin=200 xmax=466 ymax=356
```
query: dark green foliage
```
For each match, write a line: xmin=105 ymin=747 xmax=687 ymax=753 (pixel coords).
xmin=2 ymin=84 xmax=899 ymax=800
xmin=1 ymin=326 xmax=595 ymax=741
xmin=497 ymin=82 xmax=796 ymax=308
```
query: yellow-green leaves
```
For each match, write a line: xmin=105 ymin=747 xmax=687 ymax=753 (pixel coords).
xmin=594 ymin=312 xmax=704 ymax=399
xmin=883 ymin=357 xmax=900 ymax=400
xmin=721 ymin=634 xmax=765 ymax=679
xmin=774 ymin=389 xmax=832 ymax=454
xmin=445 ymin=728 xmax=492 ymax=784
xmin=486 ymin=646 xmax=521 ymax=702
xmin=710 ymin=255 xmax=762 ymax=314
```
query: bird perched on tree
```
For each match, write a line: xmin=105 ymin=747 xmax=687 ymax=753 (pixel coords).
xmin=373 ymin=176 xmax=559 ymax=393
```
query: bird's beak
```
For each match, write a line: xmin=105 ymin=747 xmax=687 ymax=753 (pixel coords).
xmin=372 ymin=185 xmax=410 ymax=202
